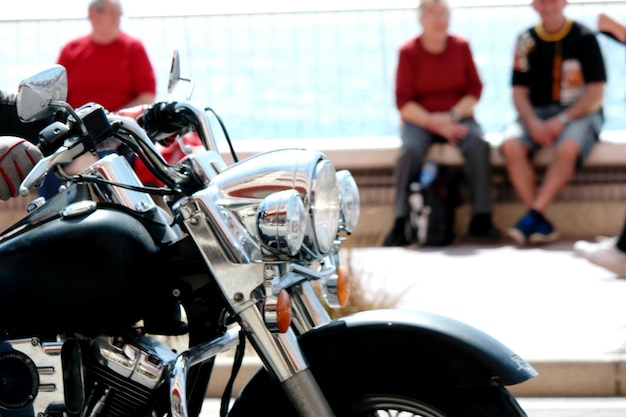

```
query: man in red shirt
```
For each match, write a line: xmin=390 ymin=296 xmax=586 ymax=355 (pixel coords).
xmin=58 ymin=0 xmax=156 ymax=111
xmin=39 ymin=0 xmax=156 ymax=199
xmin=384 ymin=0 xmax=499 ymax=246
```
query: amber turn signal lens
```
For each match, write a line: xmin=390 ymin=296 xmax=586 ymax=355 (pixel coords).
xmin=336 ymin=266 xmax=350 ymax=308
xmin=276 ymin=289 xmax=292 ymax=333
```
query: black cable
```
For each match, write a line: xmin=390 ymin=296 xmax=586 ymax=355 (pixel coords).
xmin=220 ymin=329 xmax=246 ymax=417
xmin=204 ymin=107 xmax=238 ymax=163
xmin=67 ymin=173 xmax=183 ymax=197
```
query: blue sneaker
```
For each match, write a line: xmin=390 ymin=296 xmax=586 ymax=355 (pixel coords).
xmin=529 ymin=217 xmax=559 ymax=244
xmin=508 ymin=211 xmax=538 ymax=245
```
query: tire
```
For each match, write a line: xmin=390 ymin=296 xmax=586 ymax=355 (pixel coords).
xmin=228 ymin=369 xmax=527 ymax=417
xmin=353 ymin=394 xmax=473 ymax=416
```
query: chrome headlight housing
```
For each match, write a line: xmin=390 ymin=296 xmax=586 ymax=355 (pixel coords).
xmin=336 ymin=170 xmax=360 ymax=235
xmin=205 ymin=149 xmax=344 ymax=259
xmin=257 ymin=190 xmax=306 ymax=256
xmin=310 ymin=159 xmax=340 ymax=254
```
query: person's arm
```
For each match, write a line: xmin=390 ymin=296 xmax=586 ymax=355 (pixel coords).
xmin=557 ymin=82 xmax=604 ymax=122
xmin=398 ymin=101 xmax=431 ymax=128
xmin=512 ymin=85 xmax=553 ymax=146
xmin=449 ymin=95 xmax=478 ymax=121
xmin=598 ymin=13 xmax=626 ymax=43
xmin=127 ymin=39 xmax=156 ymax=109
xmin=121 ymin=92 xmax=156 ymax=109
xmin=0 ymin=91 xmax=47 ymax=143
xmin=449 ymin=41 xmax=481 ymax=120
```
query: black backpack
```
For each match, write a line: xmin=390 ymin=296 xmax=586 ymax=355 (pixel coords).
xmin=408 ymin=163 xmax=460 ymax=247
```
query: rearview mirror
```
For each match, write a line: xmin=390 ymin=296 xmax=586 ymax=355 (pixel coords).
xmin=167 ymin=50 xmax=181 ymax=95
xmin=166 ymin=49 xmax=195 ymax=100
xmin=17 ymin=65 xmax=68 ymax=122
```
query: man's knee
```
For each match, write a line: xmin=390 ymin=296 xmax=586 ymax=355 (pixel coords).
xmin=501 ymin=139 xmax=527 ymax=160
xmin=555 ymin=139 xmax=581 ymax=163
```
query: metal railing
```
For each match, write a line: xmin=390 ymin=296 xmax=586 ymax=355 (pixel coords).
xmin=1 ymin=1 xmax=625 ymax=140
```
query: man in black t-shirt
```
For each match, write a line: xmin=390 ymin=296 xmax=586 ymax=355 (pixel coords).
xmin=501 ymin=0 xmax=606 ymax=246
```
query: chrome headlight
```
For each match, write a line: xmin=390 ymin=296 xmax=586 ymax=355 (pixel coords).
xmin=257 ymin=189 xmax=306 ymax=256
xmin=311 ymin=159 xmax=340 ymax=254
xmin=336 ymin=170 xmax=360 ymax=234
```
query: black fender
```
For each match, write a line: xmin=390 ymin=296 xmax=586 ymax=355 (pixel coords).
xmin=230 ymin=308 xmax=535 ymax=416
xmin=297 ymin=308 xmax=537 ymax=387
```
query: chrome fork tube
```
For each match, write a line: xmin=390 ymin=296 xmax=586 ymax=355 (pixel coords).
xmin=237 ymin=306 xmax=336 ymax=417
xmin=290 ymin=280 xmax=332 ymax=335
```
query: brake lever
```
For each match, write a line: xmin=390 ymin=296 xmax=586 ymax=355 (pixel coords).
xmin=19 ymin=142 xmax=86 ymax=196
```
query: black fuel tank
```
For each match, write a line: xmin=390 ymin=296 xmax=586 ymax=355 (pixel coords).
xmin=0 ymin=207 xmax=163 ymax=334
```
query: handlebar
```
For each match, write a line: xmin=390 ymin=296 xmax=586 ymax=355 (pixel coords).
xmin=19 ymin=101 xmax=221 ymax=196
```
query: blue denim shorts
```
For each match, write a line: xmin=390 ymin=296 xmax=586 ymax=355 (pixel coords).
xmin=502 ymin=105 xmax=602 ymax=166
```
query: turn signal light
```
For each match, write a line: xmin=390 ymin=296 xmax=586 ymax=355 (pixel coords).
xmin=276 ymin=289 xmax=292 ymax=333
xmin=336 ymin=266 xmax=350 ymax=308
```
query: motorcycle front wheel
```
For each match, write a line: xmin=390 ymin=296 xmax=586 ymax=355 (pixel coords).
xmin=228 ymin=370 xmax=527 ymax=417
xmin=354 ymin=394 xmax=472 ymax=416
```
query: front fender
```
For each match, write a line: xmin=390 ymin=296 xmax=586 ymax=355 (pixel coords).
xmin=230 ymin=308 xmax=535 ymax=416
xmin=298 ymin=308 xmax=537 ymax=387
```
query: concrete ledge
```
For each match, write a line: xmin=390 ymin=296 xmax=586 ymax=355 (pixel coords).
xmin=509 ymin=357 xmax=626 ymax=397
xmin=207 ymin=355 xmax=626 ymax=398
xmin=219 ymin=130 xmax=626 ymax=170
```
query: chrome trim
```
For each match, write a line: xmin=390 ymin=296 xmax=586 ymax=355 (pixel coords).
xmin=257 ymin=189 xmax=306 ymax=256
xmin=238 ymin=306 xmax=308 ymax=380
xmin=290 ymin=281 xmax=332 ymax=334
xmin=169 ymin=327 xmax=241 ymax=417
xmin=93 ymin=335 xmax=176 ymax=390
xmin=108 ymin=115 xmax=193 ymax=187
xmin=60 ymin=200 xmax=97 ymax=218
xmin=81 ymin=154 xmax=157 ymax=213
xmin=3 ymin=338 xmax=67 ymax=416
xmin=181 ymin=149 xmax=228 ymax=185
xmin=263 ymin=264 xmax=283 ymax=332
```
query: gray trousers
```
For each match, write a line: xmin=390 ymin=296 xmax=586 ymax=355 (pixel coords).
xmin=393 ymin=120 xmax=492 ymax=219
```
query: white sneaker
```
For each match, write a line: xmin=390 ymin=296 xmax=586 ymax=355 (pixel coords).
xmin=573 ymin=237 xmax=615 ymax=258
xmin=573 ymin=239 xmax=626 ymax=277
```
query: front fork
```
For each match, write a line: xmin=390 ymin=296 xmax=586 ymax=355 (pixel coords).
xmin=237 ymin=306 xmax=335 ymax=417
xmin=175 ymin=204 xmax=337 ymax=417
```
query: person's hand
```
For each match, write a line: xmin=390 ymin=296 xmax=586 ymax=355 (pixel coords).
xmin=527 ymin=117 xmax=554 ymax=147
xmin=544 ymin=116 xmax=566 ymax=142
xmin=425 ymin=112 xmax=468 ymax=145
xmin=0 ymin=137 xmax=43 ymax=200
xmin=116 ymin=104 xmax=149 ymax=120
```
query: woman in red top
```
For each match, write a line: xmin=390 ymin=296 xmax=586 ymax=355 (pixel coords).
xmin=384 ymin=0 xmax=500 ymax=246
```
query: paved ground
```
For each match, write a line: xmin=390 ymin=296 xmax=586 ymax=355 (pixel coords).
xmin=342 ymin=237 xmax=626 ymax=397
xmin=350 ymin=241 xmax=626 ymax=359
xmin=345 ymin=238 xmax=626 ymax=360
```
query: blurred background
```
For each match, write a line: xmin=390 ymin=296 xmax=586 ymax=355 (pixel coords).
xmin=2 ymin=0 xmax=626 ymax=143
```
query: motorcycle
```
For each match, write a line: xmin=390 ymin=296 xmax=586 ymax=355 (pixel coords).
xmin=0 ymin=54 xmax=537 ymax=417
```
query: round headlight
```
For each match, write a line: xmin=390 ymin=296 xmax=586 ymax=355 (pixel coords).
xmin=311 ymin=160 xmax=340 ymax=254
xmin=257 ymin=190 xmax=306 ymax=256
xmin=336 ymin=170 xmax=360 ymax=234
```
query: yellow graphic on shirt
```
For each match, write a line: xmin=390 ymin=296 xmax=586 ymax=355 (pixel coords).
xmin=514 ymin=31 xmax=535 ymax=73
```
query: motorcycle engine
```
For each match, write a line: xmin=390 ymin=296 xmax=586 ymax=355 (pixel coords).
xmin=0 ymin=334 xmax=177 ymax=417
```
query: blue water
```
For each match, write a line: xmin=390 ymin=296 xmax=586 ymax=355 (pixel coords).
xmin=1 ymin=3 xmax=626 ymax=142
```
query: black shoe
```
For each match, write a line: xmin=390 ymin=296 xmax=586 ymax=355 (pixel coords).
xmin=383 ymin=218 xmax=411 ymax=247
xmin=468 ymin=213 xmax=501 ymax=239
